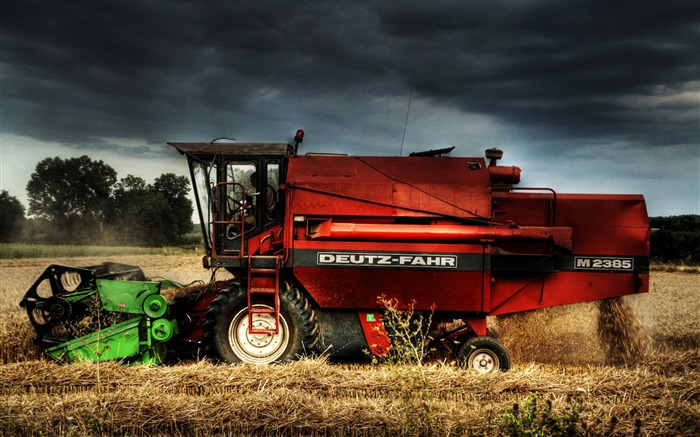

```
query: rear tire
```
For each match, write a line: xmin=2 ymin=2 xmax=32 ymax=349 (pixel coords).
xmin=458 ymin=336 xmax=511 ymax=373
xmin=203 ymin=281 xmax=318 ymax=364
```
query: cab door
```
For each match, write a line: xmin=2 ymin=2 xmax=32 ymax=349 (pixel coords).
xmin=212 ymin=158 xmax=284 ymax=259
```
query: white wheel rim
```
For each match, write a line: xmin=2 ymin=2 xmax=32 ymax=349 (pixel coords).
xmin=469 ymin=348 xmax=499 ymax=374
xmin=229 ymin=305 xmax=289 ymax=364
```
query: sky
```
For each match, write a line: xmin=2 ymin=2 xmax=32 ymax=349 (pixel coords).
xmin=1 ymin=0 xmax=698 ymax=219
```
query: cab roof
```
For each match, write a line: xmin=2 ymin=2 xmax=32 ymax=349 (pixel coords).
xmin=168 ymin=142 xmax=293 ymax=157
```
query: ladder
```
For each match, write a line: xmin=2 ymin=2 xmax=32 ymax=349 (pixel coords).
xmin=246 ymin=255 xmax=281 ymax=335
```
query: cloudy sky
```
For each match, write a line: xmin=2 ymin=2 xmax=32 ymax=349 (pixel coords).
xmin=1 ymin=0 xmax=698 ymax=218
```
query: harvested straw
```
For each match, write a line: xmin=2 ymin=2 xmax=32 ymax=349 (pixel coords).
xmin=1 ymin=258 xmax=699 ymax=436
xmin=1 ymin=352 xmax=698 ymax=436
xmin=597 ymin=297 xmax=651 ymax=365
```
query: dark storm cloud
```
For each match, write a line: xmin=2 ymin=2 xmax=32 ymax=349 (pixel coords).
xmin=375 ymin=1 xmax=699 ymax=145
xmin=2 ymin=1 xmax=380 ymax=147
xmin=1 ymin=0 xmax=698 ymax=151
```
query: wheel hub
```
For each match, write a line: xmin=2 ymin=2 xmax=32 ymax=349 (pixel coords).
xmin=470 ymin=350 xmax=499 ymax=374
xmin=229 ymin=305 xmax=290 ymax=363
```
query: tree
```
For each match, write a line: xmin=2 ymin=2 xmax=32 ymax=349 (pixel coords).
xmin=0 ymin=190 xmax=25 ymax=242
xmin=24 ymin=155 xmax=194 ymax=247
xmin=26 ymin=156 xmax=117 ymax=243
xmin=650 ymin=229 xmax=680 ymax=262
xmin=152 ymin=173 xmax=194 ymax=242
xmin=650 ymin=215 xmax=700 ymax=263
xmin=111 ymin=173 xmax=193 ymax=246
xmin=111 ymin=175 xmax=150 ymax=245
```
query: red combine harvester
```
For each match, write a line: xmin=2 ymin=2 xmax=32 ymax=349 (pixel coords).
xmin=165 ymin=130 xmax=649 ymax=372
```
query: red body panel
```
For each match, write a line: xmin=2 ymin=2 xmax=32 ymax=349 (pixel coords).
xmin=489 ymin=271 xmax=646 ymax=316
xmin=292 ymin=240 xmax=487 ymax=311
xmin=286 ymin=155 xmax=492 ymax=219
xmin=492 ymin=192 xmax=649 ymax=255
xmin=487 ymin=192 xmax=649 ymax=315
xmin=358 ymin=311 xmax=391 ymax=356
xmin=284 ymin=154 xmax=649 ymax=316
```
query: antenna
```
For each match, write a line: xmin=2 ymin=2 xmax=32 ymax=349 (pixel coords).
xmin=210 ymin=137 xmax=236 ymax=143
xmin=399 ymin=89 xmax=413 ymax=156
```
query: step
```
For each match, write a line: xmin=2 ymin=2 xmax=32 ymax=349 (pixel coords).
xmin=249 ymin=267 xmax=277 ymax=274
xmin=248 ymin=327 xmax=277 ymax=335
xmin=249 ymin=308 xmax=276 ymax=315
xmin=249 ymin=287 xmax=277 ymax=294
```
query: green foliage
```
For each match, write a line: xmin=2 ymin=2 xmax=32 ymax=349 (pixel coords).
xmin=26 ymin=156 xmax=117 ymax=244
xmin=650 ymin=215 xmax=700 ymax=263
xmin=370 ymin=296 xmax=437 ymax=436
xmin=152 ymin=173 xmax=194 ymax=242
xmin=27 ymin=155 xmax=116 ymax=222
xmin=0 ymin=190 xmax=25 ymax=242
xmin=651 ymin=215 xmax=700 ymax=232
xmin=372 ymin=295 xmax=434 ymax=366
xmin=22 ymin=155 xmax=194 ymax=247
xmin=111 ymin=173 xmax=193 ymax=246
xmin=496 ymin=393 xmax=584 ymax=436
xmin=111 ymin=175 xmax=150 ymax=244
xmin=181 ymin=232 xmax=206 ymax=250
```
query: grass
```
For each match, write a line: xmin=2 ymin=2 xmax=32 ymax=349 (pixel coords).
xmin=0 ymin=243 xmax=197 ymax=259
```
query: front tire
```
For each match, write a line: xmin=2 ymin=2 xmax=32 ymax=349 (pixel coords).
xmin=458 ymin=336 xmax=511 ymax=373
xmin=203 ymin=281 xmax=318 ymax=364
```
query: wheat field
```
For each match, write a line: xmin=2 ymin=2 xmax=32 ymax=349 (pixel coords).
xmin=1 ymin=255 xmax=698 ymax=436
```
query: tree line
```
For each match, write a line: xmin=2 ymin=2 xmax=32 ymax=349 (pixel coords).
xmin=0 ymin=155 xmax=196 ymax=247
xmin=650 ymin=215 xmax=700 ymax=263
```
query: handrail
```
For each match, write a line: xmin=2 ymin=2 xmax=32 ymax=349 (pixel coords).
xmin=210 ymin=181 xmax=247 ymax=260
xmin=509 ymin=187 xmax=557 ymax=227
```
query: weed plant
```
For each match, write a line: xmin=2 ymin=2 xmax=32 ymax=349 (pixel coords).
xmin=371 ymin=295 xmax=435 ymax=366
xmin=496 ymin=393 xmax=585 ymax=436
xmin=370 ymin=295 xmax=437 ymax=435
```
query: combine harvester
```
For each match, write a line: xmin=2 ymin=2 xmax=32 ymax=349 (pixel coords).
xmin=20 ymin=130 xmax=649 ymax=372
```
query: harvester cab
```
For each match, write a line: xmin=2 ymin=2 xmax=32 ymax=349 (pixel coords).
xmin=169 ymin=140 xmax=294 ymax=270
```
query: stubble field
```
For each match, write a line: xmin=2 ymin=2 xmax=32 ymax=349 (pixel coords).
xmin=0 ymin=254 xmax=698 ymax=436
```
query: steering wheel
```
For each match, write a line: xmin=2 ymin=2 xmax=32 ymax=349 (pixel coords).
xmin=228 ymin=196 xmax=242 ymax=212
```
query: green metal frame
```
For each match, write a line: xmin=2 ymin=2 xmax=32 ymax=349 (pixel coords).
xmin=45 ymin=278 xmax=181 ymax=365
